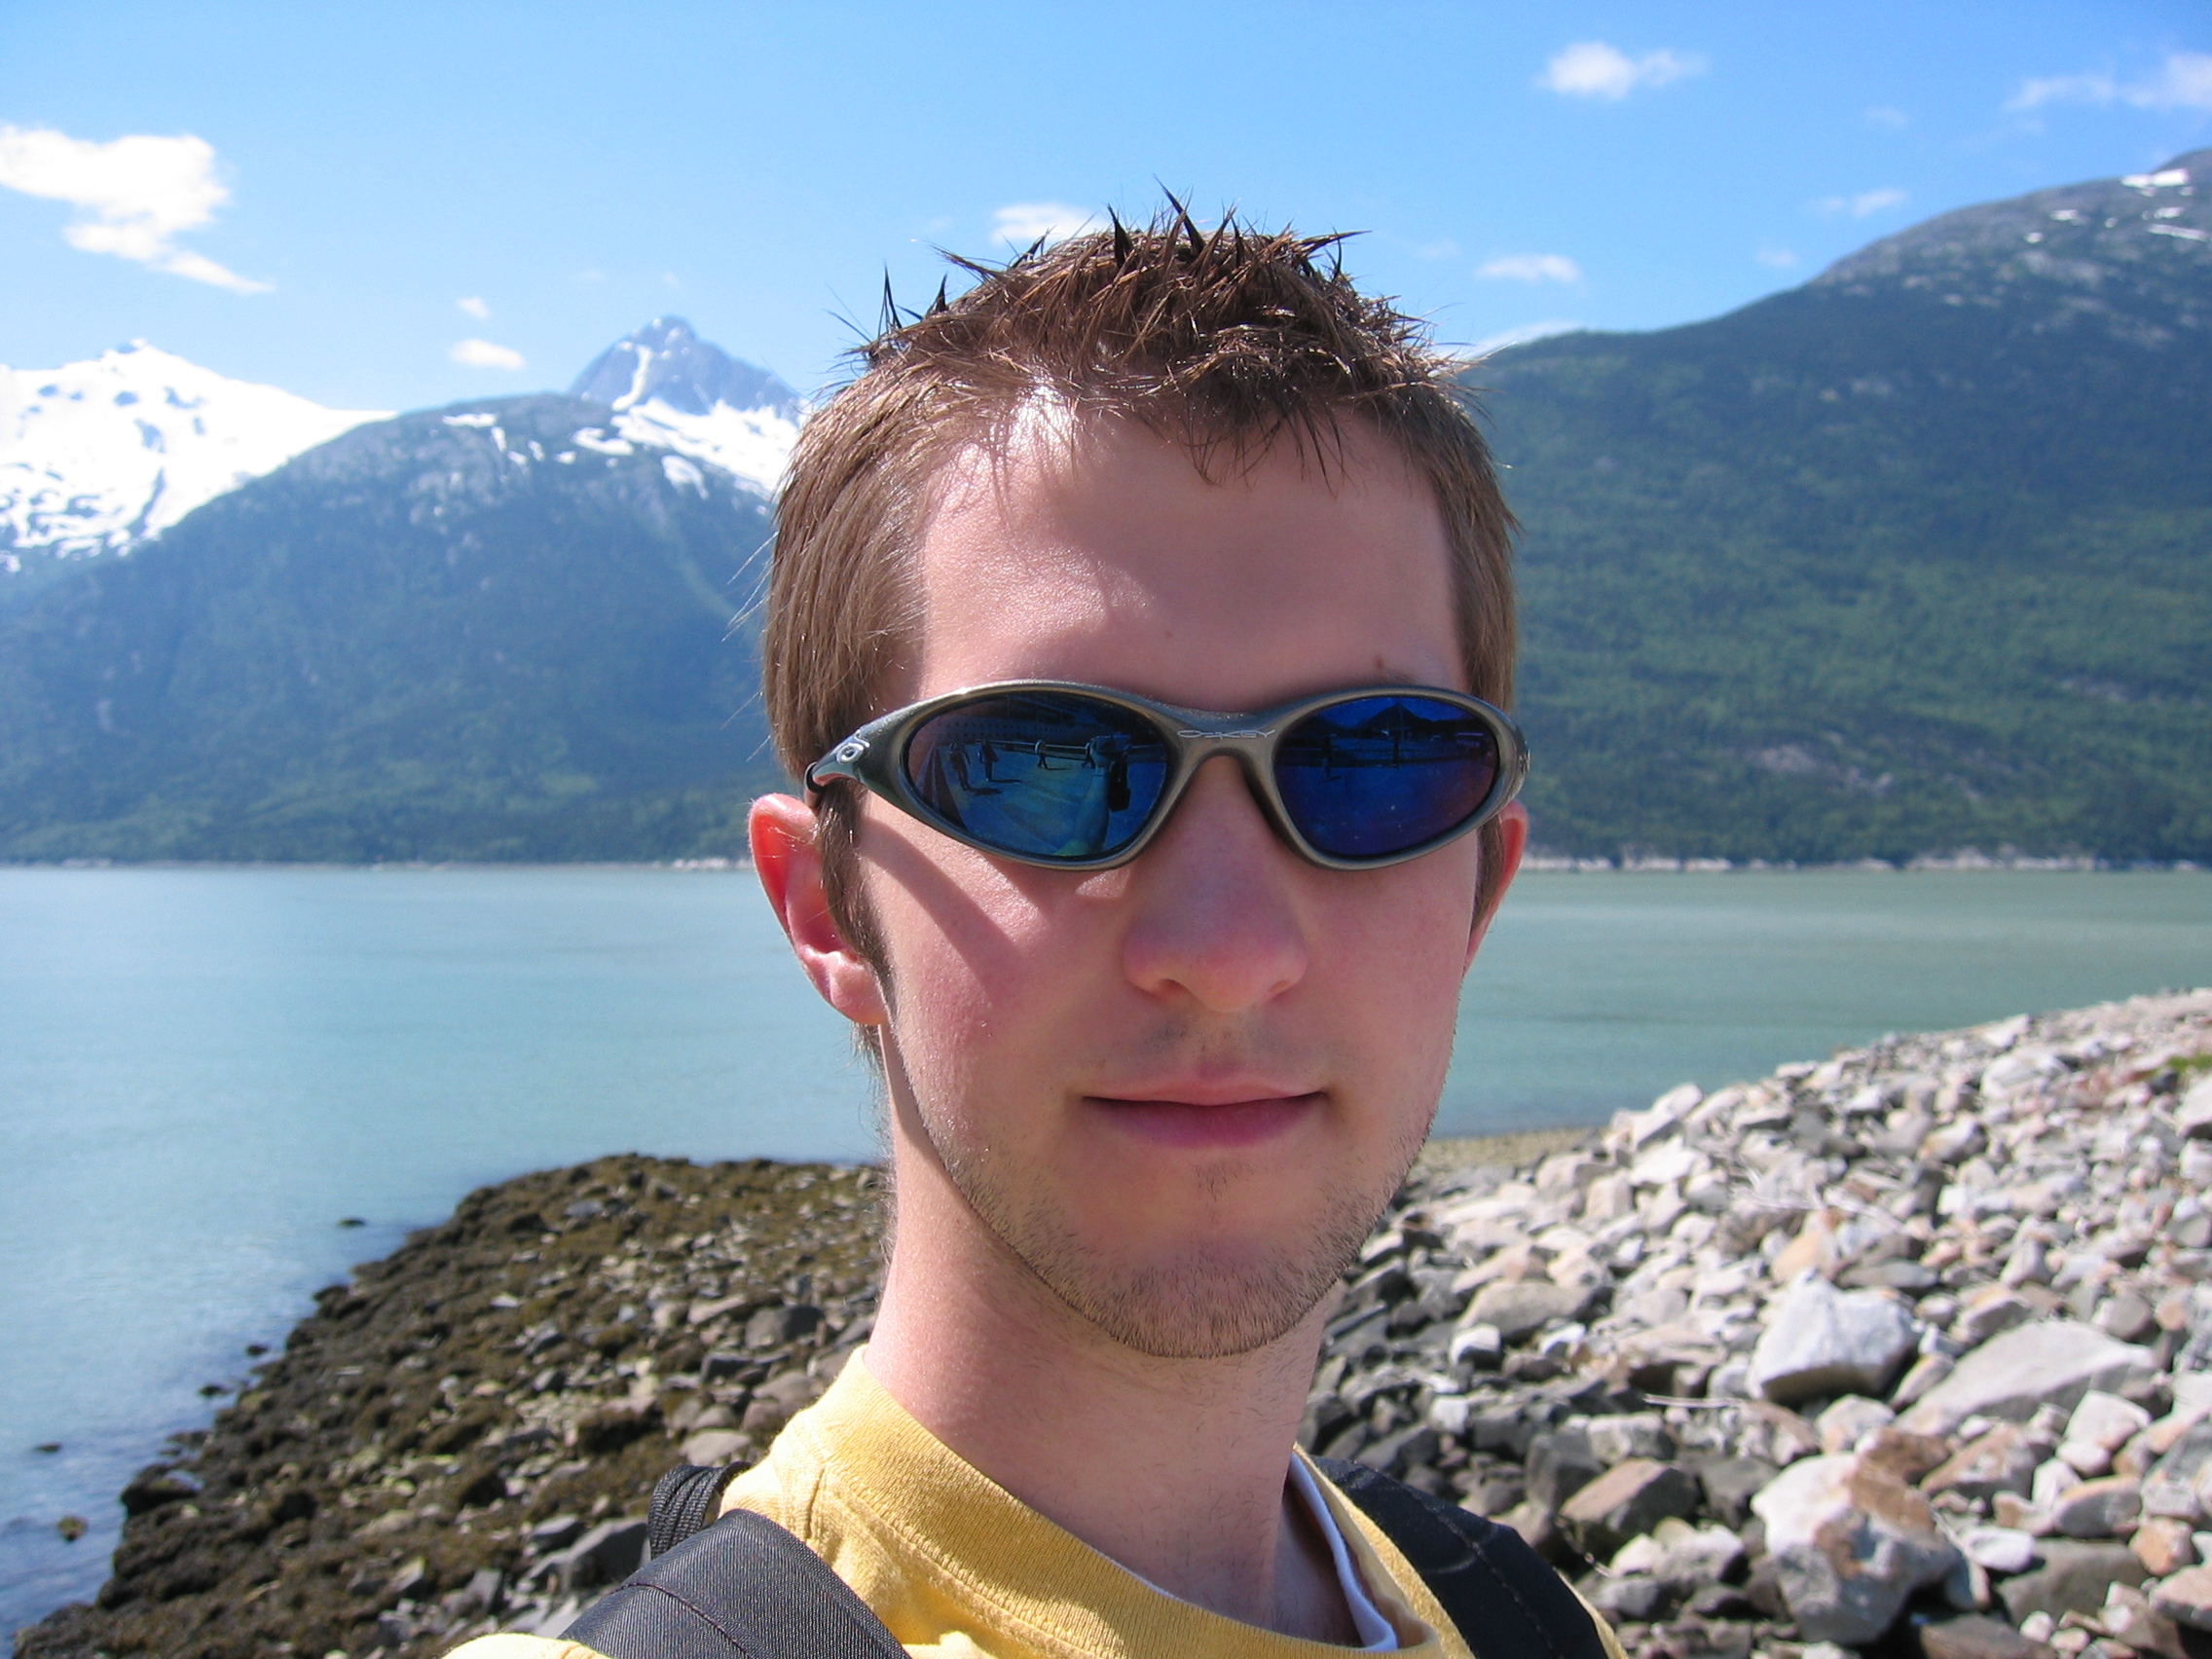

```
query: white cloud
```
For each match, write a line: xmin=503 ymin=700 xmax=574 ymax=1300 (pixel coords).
xmin=2009 ymin=51 xmax=2212 ymax=113
xmin=2144 ymin=52 xmax=2212 ymax=108
xmin=1538 ymin=41 xmax=1707 ymax=99
xmin=1416 ymin=238 xmax=1459 ymax=260
xmin=1466 ymin=319 xmax=1581 ymax=357
xmin=2010 ymin=72 xmax=2109 ymax=111
xmin=1864 ymin=106 xmax=1910 ymax=129
xmin=450 ymin=339 xmax=526 ymax=371
xmin=0 ymin=125 xmax=270 ymax=293
xmin=992 ymin=202 xmax=1094 ymax=248
xmin=1755 ymin=246 xmax=1801 ymax=268
xmin=457 ymin=296 xmax=490 ymax=319
xmin=1476 ymin=252 xmax=1583 ymax=283
xmin=1812 ymin=187 xmax=1908 ymax=218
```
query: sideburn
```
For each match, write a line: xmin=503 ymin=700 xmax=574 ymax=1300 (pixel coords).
xmin=1474 ymin=818 xmax=1508 ymax=932
xmin=816 ymin=791 xmax=891 ymax=984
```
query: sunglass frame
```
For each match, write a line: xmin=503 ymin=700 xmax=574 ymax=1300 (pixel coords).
xmin=803 ymin=679 xmax=1530 ymax=872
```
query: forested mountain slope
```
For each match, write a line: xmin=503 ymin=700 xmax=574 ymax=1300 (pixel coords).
xmin=1487 ymin=147 xmax=2210 ymax=863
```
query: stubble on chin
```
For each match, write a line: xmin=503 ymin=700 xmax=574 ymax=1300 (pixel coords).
xmin=934 ymin=1122 xmax=1429 ymax=1361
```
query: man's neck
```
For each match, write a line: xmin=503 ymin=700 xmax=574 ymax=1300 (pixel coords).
xmin=863 ymin=1148 xmax=1357 ymax=1643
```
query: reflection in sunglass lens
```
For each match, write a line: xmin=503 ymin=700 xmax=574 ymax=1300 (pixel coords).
xmin=903 ymin=692 xmax=1170 ymax=861
xmin=1274 ymin=696 xmax=1499 ymax=860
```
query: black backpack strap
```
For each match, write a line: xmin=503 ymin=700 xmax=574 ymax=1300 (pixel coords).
xmin=587 ymin=1454 xmax=1602 ymax=1659
xmin=646 ymin=1462 xmax=746 ymax=1561
xmin=564 ymin=1507 xmax=906 ymax=1659
xmin=1315 ymin=1457 xmax=1610 ymax=1659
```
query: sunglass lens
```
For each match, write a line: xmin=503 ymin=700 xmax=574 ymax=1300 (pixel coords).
xmin=1274 ymin=696 xmax=1500 ymax=860
xmin=903 ymin=692 xmax=1170 ymax=862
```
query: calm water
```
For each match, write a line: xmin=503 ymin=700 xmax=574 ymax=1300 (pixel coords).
xmin=4 ymin=866 xmax=2207 ymax=1640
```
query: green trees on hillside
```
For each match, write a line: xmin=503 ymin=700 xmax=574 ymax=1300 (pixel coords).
xmin=1485 ymin=276 xmax=2211 ymax=863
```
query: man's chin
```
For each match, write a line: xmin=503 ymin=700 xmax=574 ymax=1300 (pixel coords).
xmin=993 ymin=1205 xmax=1382 ymax=1360
xmin=1052 ymin=1252 xmax=1341 ymax=1359
xmin=926 ymin=1105 xmax=1428 ymax=1361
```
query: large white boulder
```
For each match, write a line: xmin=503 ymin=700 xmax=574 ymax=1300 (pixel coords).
xmin=1751 ymin=1453 xmax=1962 ymax=1644
xmin=1750 ymin=1273 xmax=1920 ymax=1405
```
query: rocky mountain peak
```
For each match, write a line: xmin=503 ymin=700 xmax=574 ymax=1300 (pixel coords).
xmin=568 ymin=318 xmax=801 ymax=422
xmin=1810 ymin=149 xmax=2209 ymax=341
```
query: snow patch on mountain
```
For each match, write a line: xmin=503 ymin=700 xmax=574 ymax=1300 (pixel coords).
xmin=607 ymin=398 xmax=798 ymax=498
xmin=0 ymin=343 xmax=387 ymax=570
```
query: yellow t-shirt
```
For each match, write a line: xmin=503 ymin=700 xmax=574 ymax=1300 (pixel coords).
xmin=453 ymin=1353 xmax=1627 ymax=1659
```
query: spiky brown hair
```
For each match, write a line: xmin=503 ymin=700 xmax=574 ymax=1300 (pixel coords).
xmin=763 ymin=204 xmax=1518 ymax=971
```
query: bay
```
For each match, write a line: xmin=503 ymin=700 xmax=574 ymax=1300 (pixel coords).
xmin=3 ymin=865 xmax=2206 ymax=1639
xmin=1449 ymin=868 xmax=2211 ymax=1131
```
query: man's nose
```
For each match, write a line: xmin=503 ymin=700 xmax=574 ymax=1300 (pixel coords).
xmin=1119 ymin=757 xmax=1310 ymax=1014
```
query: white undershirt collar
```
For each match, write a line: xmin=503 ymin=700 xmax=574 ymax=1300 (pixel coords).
xmin=1287 ymin=1456 xmax=1400 ymax=1651
xmin=1122 ymin=1458 xmax=1402 ymax=1649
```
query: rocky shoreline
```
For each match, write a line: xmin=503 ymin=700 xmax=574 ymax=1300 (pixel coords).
xmin=18 ymin=988 xmax=2212 ymax=1659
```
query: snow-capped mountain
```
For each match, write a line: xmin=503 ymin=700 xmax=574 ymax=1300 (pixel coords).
xmin=0 ymin=343 xmax=388 ymax=571
xmin=0 ymin=386 xmax=781 ymax=862
xmin=568 ymin=317 xmax=802 ymax=498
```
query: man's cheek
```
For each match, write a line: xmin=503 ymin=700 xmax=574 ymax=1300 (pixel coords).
xmin=1339 ymin=883 xmax=1476 ymax=994
xmin=894 ymin=924 xmax=1057 ymax=1111
xmin=1339 ymin=889 xmax=1473 ymax=1080
xmin=898 ymin=962 xmax=993 ymax=1092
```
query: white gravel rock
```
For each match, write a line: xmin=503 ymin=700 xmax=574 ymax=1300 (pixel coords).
xmin=2049 ymin=1474 xmax=2141 ymax=1537
xmin=2176 ymin=1077 xmax=2212 ymax=1139
xmin=1817 ymin=1394 xmax=1898 ymax=1453
xmin=2057 ymin=1439 xmax=2114 ymax=1476
xmin=1957 ymin=1525 xmax=2039 ymax=1574
xmin=2068 ymin=1389 xmax=2154 ymax=1453
xmin=1448 ymin=1322 xmax=1502 ymax=1370
xmin=2032 ymin=1456 xmax=2083 ymax=1509
xmin=1898 ymin=1320 xmax=2158 ymax=1438
xmin=1587 ymin=1412 xmax=1672 ymax=1463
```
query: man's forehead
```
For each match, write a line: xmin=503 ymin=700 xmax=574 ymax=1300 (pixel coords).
xmin=929 ymin=400 xmax=1425 ymax=519
xmin=904 ymin=412 xmax=1465 ymax=707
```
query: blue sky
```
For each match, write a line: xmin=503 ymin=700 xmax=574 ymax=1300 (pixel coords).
xmin=1 ymin=1 xmax=2205 ymax=411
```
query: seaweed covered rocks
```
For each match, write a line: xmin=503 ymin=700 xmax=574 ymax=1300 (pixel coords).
xmin=1306 ymin=989 xmax=2212 ymax=1659
xmin=16 ymin=1157 xmax=888 ymax=1659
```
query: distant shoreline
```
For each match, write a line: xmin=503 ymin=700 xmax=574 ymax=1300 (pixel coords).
xmin=1517 ymin=852 xmax=2207 ymax=873
xmin=3 ymin=856 xmax=2204 ymax=874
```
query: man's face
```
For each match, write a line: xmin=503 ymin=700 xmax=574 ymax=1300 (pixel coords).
xmin=852 ymin=415 xmax=1494 ymax=1358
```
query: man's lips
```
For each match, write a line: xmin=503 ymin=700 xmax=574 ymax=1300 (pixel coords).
xmin=1089 ymin=1074 xmax=1319 ymax=1108
xmin=1083 ymin=1088 xmax=1327 ymax=1149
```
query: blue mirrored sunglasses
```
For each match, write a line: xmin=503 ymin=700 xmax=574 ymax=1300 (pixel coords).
xmin=804 ymin=681 xmax=1529 ymax=871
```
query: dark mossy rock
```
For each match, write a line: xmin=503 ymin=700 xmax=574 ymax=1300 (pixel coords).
xmin=16 ymin=1154 xmax=887 ymax=1659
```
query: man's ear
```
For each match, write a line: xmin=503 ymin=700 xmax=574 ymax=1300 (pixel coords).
xmin=1464 ymin=800 xmax=1530 ymax=971
xmin=750 ymin=793 xmax=891 ymax=1027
